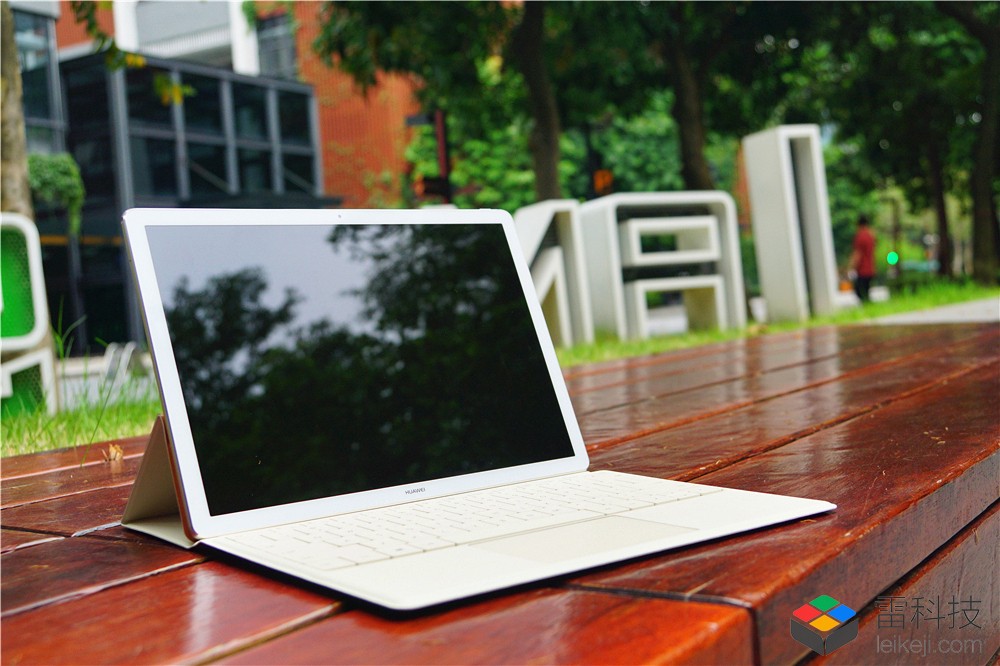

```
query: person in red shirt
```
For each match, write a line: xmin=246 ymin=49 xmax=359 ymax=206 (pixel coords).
xmin=850 ymin=215 xmax=876 ymax=301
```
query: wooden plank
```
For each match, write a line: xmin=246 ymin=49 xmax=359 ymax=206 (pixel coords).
xmin=564 ymin=325 xmax=871 ymax=399
xmin=0 ymin=434 xmax=148 ymax=481
xmin=574 ymin=324 xmax=995 ymax=420
xmin=576 ymin=326 xmax=997 ymax=447
xmin=562 ymin=323 xmax=981 ymax=393
xmin=80 ymin=524 xmax=161 ymax=543
xmin=562 ymin=326 xmax=846 ymax=384
xmin=567 ymin=326 xmax=988 ymax=400
xmin=1 ymin=456 xmax=140 ymax=509
xmin=218 ymin=588 xmax=753 ymax=665
xmin=0 ymin=561 xmax=340 ymax=665
xmin=589 ymin=349 xmax=996 ymax=481
xmin=819 ymin=502 xmax=999 ymax=665
xmin=572 ymin=363 xmax=1000 ymax=664
xmin=1 ymin=485 xmax=132 ymax=536
xmin=1 ymin=536 xmax=202 ymax=616
xmin=0 ymin=528 xmax=63 ymax=554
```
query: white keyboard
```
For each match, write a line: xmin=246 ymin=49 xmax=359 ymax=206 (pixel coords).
xmin=216 ymin=472 xmax=721 ymax=571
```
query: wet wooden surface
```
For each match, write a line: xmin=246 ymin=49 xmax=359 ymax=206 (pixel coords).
xmin=2 ymin=323 xmax=997 ymax=665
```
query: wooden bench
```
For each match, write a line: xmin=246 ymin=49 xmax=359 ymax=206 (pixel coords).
xmin=3 ymin=322 xmax=997 ymax=664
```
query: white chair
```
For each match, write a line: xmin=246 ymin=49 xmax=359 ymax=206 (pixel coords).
xmin=742 ymin=124 xmax=839 ymax=322
xmin=580 ymin=192 xmax=746 ymax=340
xmin=513 ymin=200 xmax=595 ymax=346
xmin=1 ymin=212 xmax=57 ymax=415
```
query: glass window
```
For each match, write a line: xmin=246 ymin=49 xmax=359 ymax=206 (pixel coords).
xmin=187 ymin=142 xmax=229 ymax=195
xmin=14 ymin=11 xmax=52 ymax=119
xmin=278 ymin=91 xmax=310 ymax=146
xmin=73 ymin=137 xmax=116 ymax=200
xmin=238 ymin=148 xmax=272 ymax=193
xmin=282 ymin=153 xmax=314 ymax=193
xmin=183 ymin=74 xmax=222 ymax=134
xmin=257 ymin=14 xmax=297 ymax=80
xmin=232 ymin=83 xmax=268 ymax=140
xmin=131 ymin=136 xmax=178 ymax=196
xmin=127 ymin=67 xmax=173 ymax=128
xmin=64 ymin=66 xmax=109 ymax=129
xmin=25 ymin=125 xmax=55 ymax=154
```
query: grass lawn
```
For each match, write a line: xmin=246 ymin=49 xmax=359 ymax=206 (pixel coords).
xmin=3 ymin=280 xmax=996 ymax=457
xmin=556 ymin=280 xmax=999 ymax=367
xmin=2 ymin=381 xmax=161 ymax=458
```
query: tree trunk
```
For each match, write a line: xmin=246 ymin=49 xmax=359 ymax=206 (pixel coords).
xmin=937 ymin=2 xmax=1000 ymax=284
xmin=926 ymin=142 xmax=953 ymax=278
xmin=664 ymin=7 xmax=715 ymax=192
xmin=971 ymin=31 xmax=1000 ymax=284
xmin=1 ymin=1 xmax=34 ymax=218
xmin=510 ymin=1 xmax=562 ymax=201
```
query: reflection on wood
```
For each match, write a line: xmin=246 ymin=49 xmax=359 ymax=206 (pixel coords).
xmin=0 ymin=322 xmax=995 ymax=663
xmin=219 ymin=588 xmax=754 ymax=665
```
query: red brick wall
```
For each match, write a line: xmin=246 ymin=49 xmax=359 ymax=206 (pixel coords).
xmin=54 ymin=0 xmax=114 ymax=50
xmin=292 ymin=4 xmax=420 ymax=208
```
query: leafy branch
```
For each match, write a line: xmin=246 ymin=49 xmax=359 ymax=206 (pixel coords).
xmin=27 ymin=153 xmax=85 ymax=236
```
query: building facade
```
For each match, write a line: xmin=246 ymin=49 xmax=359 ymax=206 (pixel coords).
xmin=53 ymin=0 xmax=419 ymax=208
xmin=11 ymin=0 xmax=419 ymax=351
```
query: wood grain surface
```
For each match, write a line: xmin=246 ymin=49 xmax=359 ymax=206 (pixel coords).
xmin=818 ymin=502 xmax=999 ymax=665
xmin=2 ymin=323 xmax=996 ymax=665
xmin=219 ymin=588 xmax=754 ymax=665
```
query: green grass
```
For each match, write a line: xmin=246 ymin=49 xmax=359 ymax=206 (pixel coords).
xmin=1 ymin=381 xmax=161 ymax=458
xmin=3 ymin=280 xmax=996 ymax=457
xmin=557 ymin=280 xmax=999 ymax=368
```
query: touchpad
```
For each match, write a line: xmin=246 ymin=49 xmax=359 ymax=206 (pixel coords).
xmin=472 ymin=516 xmax=693 ymax=563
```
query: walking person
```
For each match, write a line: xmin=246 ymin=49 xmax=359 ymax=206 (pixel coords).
xmin=850 ymin=215 xmax=876 ymax=302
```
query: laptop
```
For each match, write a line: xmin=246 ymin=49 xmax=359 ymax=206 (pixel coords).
xmin=121 ymin=207 xmax=835 ymax=610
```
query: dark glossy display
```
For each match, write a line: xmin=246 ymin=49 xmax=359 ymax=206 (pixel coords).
xmin=145 ymin=223 xmax=575 ymax=515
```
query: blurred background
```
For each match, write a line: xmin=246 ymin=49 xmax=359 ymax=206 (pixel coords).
xmin=3 ymin=1 xmax=997 ymax=354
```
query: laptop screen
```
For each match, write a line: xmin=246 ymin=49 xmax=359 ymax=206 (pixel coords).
xmin=145 ymin=222 xmax=576 ymax=516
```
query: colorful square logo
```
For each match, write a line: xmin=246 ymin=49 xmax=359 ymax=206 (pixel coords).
xmin=790 ymin=595 xmax=858 ymax=655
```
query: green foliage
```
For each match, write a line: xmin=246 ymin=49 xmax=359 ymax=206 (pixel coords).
xmin=588 ymin=91 xmax=684 ymax=193
xmin=27 ymin=153 xmax=85 ymax=236
xmin=159 ymin=225 xmax=572 ymax=511
xmin=823 ymin=140 xmax=881 ymax=266
xmin=405 ymin=86 xmax=745 ymax=212
xmin=68 ymin=1 xmax=146 ymax=70
xmin=1 ymin=386 xmax=160 ymax=457
xmin=313 ymin=1 xmax=509 ymax=117
xmin=795 ymin=4 xmax=982 ymax=217
xmin=241 ymin=0 xmax=258 ymax=28
xmin=740 ymin=232 xmax=760 ymax=297
xmin=152 ymin=73 xmax=196 ymax=106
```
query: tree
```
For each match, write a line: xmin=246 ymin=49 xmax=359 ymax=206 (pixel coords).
xmin=630 ymin=2 xmax=815 ymax=191
xmin=936 ymin=2 xmax=1000 ymax=284
xmin=1 ymin=1 xmax=33 ymax=218
xmin=312 ymin=2 xmax=659 ymax=202
xmin=313 ymin=2 xmax=569 ymax=193
xmin=509 ymin=2 xmax=560 ymax=200
xmin=160 ymin=225 xmax=572 ymax=514
xmin=788 ymin=3 xmax=996 ymax=281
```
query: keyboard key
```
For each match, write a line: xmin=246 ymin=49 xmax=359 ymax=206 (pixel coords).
xmin=217 ymin=472 xmax=721 ymax=572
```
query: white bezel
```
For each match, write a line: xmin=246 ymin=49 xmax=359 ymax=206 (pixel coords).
xmin=122 ymin=207 xmax=590 ymax=540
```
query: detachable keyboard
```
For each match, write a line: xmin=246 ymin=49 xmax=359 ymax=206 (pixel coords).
xmin=215 ymin=472 xmax=722 ymax=571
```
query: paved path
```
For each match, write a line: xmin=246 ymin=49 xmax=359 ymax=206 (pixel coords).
xmin=873 ymin=296 xmax=999 ymax=325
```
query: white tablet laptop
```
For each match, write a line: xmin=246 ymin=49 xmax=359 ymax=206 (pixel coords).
xmin=121 ymin=207 xmax=834 ymax=610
